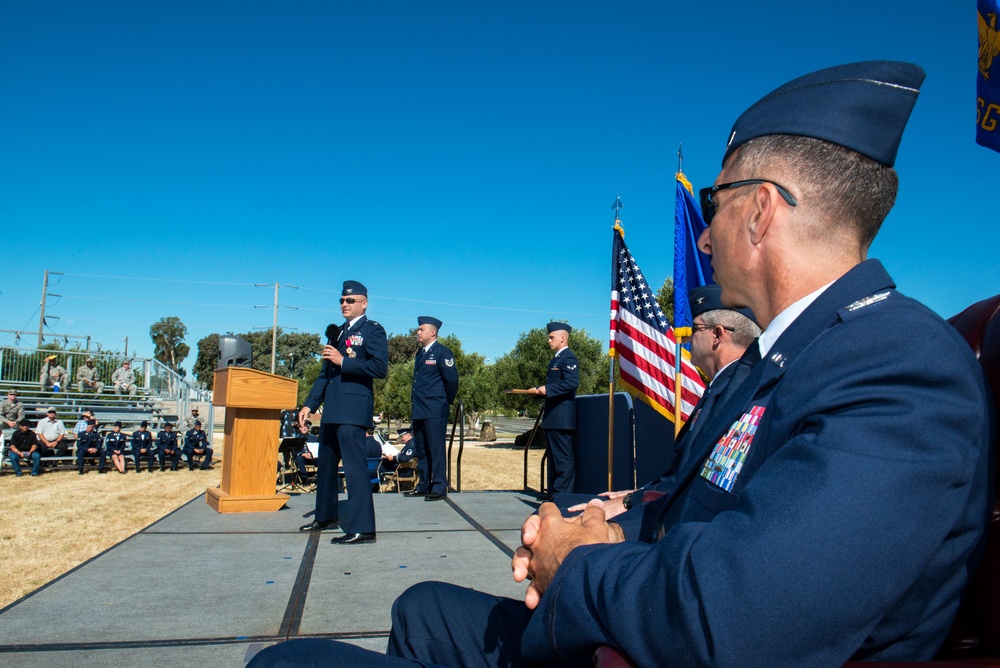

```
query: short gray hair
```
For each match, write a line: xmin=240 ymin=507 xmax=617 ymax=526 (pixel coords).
xmin=701 ymin=309 xmax=761 ymax=349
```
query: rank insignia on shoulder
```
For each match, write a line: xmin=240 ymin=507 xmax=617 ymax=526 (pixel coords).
xmin=444 ymin=358 xmax=454 ymax=367
xmin=566 ymin=364 xmax=578 ymax=370
xmin=845 ymin=291 xmax=890 ymax=312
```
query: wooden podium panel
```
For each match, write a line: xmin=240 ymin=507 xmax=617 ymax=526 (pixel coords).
xmin=206 ymin=367 xmax=298 ymax=513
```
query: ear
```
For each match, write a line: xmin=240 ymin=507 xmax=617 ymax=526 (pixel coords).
xmin=746 ymin=183 xmax=782 ymax=245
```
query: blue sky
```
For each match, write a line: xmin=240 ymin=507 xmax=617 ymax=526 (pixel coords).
xmin=2 ymin=1 xmax=997 ymax=373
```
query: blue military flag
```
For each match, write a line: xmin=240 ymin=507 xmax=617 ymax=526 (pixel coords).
xmin=978 ymin=0 xmax=1000 ymax=152
xmin=672 ymin=172 xmax=712 ymax=336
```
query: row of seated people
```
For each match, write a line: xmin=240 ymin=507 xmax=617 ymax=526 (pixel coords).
xmin=38 ymin=356 xmax=142 ymax=396
xmin=290 ymin=421 xmax=417 ymax=487
xmin=5 ymin=410 xmax=212 ymax=476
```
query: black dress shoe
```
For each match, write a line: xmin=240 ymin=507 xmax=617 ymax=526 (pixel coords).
xmin=425 ymin=492 xmax=447 ymax=501
xmin=331 ymin=532 xmax=376 ymax=545
xmin=299 ymin=518 xmax=339 ymax=532
xmin=403 ymin=489 xmax=427 ymax=497
xmin=536 ymin=492 xmax=554 ymax=502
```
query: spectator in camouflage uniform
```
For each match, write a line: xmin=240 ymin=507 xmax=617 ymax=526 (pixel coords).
xmin=112 ymin=360 xmax=138 ymax=397
xmin=182 ymin=407 xmax=202 ymax=431
xmin=0 ymin=389 xmax=25 ymax=429
xmin=40 ymin=355 xmax=69 ymax=392
xmin=76 ymin=357 xmax=105 ymax=394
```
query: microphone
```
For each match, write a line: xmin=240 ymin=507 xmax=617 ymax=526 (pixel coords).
xmin=325 ymin=323 xmax=341 ymax=346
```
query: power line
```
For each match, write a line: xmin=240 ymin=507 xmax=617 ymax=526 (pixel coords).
xmin=62 ymin=273 xmax=257 ymax=287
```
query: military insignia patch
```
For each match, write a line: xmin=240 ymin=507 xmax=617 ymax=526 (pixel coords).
xmin=444 ymin=358 xmax=454 ymax=367
xmin=700 ymin=405 xmax=766 ymax=493
xmin=566 ymin=364 xmax=578 ymax=370
xmin=845 ymin=291 xmax=890 ymax=312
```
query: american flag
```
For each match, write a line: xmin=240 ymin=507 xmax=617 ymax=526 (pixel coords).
xmin=610 ymin=223 xmax=705 ymax=423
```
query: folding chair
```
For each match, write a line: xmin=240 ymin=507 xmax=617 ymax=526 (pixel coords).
xmin=380 ymin=458 xmax=419 ymax=493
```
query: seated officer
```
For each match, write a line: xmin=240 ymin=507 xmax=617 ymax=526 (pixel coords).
xmin=8 ymin=419 xmax=41 ymax=477
xmin=294 ymin=421 xmax=320 ymax=484
xmin=182 ymin=420 xmax=213 ymax=470
xmin=156 ymin=422 xmax=181 ymax=471
xmin=249 ymin=61 xmax=994 ymax=668
xmin=131 ymin=420 xmax=155 ymax=474
xmin=379 ymin=427 xmax=418 ymax=472
xmin=76 ymin=419 xmax=106 ymax=475
xmin=105 ymin=421 xmax=129 ymax=474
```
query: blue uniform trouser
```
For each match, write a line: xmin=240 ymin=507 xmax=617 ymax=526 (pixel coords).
xmin=545 ymin=428 xmax=575 ymax=494
xmin=77 ymin=447 xmax=106 ymax=472
xmin=9 ymin=451 xmax=41 ymax=476
xmin=133 ymin=449 xmax=155 ymax=471
xmin=316 ymin=423 xmax=375 ymax=534
xmin=183 ymin=446 xmax=213 ymax=469
xmin=247 ymin=581 xmax=531 ymax=668
xmin=413 ymin=416 xmax=448 ymax=496
xmin=411 ymin=430 xmax=428 ymax=493
xmin=158 ymin=448 xmax=181 ymax=470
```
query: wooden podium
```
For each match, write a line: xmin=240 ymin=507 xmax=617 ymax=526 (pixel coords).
xmin=206 ymin=367 xmax=298 ymax=513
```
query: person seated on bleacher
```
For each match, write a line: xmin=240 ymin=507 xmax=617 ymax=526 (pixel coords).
xmin=72 ymin=409 xmax=94 ymax=440
xmin=183 ymin=420 xmax=213 ymax=470
xmin=39 ymin=355 xmax=69 ymax=392
xmin=182 ymin=407 xmax=202 ymax=431
xmin=379 ymin=427 xmax=418 ymax=472
xmin=156 ymin=422 xmax=181 ymax=471
xmin=76 ymin=419 xmax=106 ymax=475
xmin=112 ymin=360 xmax=138 ymax=397
xmin=132 ymin=420 xmax=155 ymax=474
xmin=105 ymin=421 xmax=129 ymax=474
xmin=76 ymin=357 xmax=105 ymax=394
xmin=0 ymin=389 xmax=25 ymax=429
xmin=294 ymin=421 xmax=320 ymax=485
xmin=36 ymin=407 xmax=69 ymax=459
xmin=8 ymin=419 xmax=41 ymax=477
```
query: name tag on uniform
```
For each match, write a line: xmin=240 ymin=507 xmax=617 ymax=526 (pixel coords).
xmin=699 ymin=405 xmax=766 ymax=493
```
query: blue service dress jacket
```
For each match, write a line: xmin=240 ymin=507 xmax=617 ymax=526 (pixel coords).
xmin=541 ymin=348 xmax=580 ymax=430
xmin=305 ymin=315 xmax=388 ymax=426
xmin=411 ymin=341 xmax=459 ymax=420
xmin=521 ymin=259 xmax=993 ymax=667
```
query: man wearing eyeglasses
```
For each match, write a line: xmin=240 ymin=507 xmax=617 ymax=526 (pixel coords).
xmin=298 ymin=280 xmax=388 ymax=545
xmin=567 ymin=284 xmax=760 ymax=519
xmin=251 ymin=62 xmax=992 ymax=668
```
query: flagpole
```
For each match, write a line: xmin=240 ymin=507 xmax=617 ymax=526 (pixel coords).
xmin=673 ymin=145 xmax=685 ymax=436
xmin=608 ymin=197 xmax=623 ymax=492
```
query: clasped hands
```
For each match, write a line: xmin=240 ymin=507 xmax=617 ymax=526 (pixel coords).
xmin=511 ymin=499 xmax=624 ymax=609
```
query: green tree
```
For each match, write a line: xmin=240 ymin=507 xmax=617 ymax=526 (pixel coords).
xmin=150 ymin=316 xmax=189 ymax=377
xmin=375 ymin=360 xmax=414 ymax=421
xmin=386 ymin=330 xmax=418 ymax=365
xmin=297 ymin=358 xmax=323 ymax=406
xmin=492 ymin=327 xmax=607 ymax=417
xmin=193 ymin=329 xmax=321 ymax=390
xmin=655 ymin=277 xmax=676 ymax=324
xmin=193 ymin=333 xmax=220 ymax=387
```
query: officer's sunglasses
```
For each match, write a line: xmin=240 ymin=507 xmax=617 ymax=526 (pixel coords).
xmin=339 ymin=297 xmax=364 ymax=304
xmin=699 ymin=179 xmax=797 ymax=225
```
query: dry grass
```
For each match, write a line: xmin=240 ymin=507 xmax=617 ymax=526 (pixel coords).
xmin=0 ymin=440 xmax=538 ymax=609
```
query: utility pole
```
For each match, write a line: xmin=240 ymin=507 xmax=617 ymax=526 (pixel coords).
xmin=271 ymin=283 xmax=279 ymax=374
xmin=37 ymin=270 xmax=49 ymax=349
xmin=123 ymin=336 xmax=129 ymax=357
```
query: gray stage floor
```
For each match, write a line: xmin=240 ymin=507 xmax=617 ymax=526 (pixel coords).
xmin=0 ymin=490 xmax=543 ymax=667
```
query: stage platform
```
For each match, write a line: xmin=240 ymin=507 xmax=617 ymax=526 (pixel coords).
xmin=0 ymin=490 xmax=542 ymax=666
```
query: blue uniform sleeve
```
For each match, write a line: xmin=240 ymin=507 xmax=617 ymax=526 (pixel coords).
xmin=522 ymin=318 xmax=992 ymax=667
xmin=441 ymin=349 xmax=459 ymax=405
